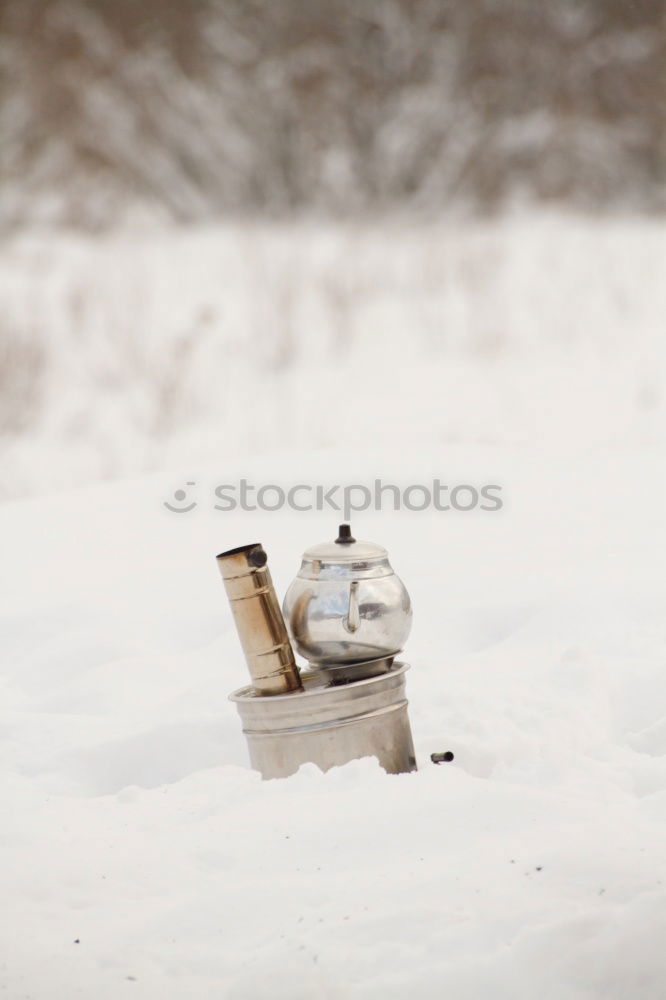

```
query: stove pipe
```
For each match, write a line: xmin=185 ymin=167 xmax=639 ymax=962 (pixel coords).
xmin=217 ymin=543 xmax=302 ymax=696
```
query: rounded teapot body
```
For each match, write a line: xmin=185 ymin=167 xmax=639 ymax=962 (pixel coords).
xmin=282 ymin=527 xmax=412 ymax=666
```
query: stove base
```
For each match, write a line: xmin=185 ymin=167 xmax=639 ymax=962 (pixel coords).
xmin=229 ymin=661 xmax=416 ymax=779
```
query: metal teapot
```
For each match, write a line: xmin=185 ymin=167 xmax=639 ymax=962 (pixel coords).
xmin=283 ymin=524 xmax=412 ymax=681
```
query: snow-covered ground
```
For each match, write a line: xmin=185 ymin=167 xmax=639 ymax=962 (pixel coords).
xmin=1 ymin=214 xmax=665 ymax=498
xmin=2 ymin=438 xmax=666 ymax=998
xmin=1 ymin=215 xmax=666 ymax=997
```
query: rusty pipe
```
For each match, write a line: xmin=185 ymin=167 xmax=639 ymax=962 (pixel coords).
xmin=217 ymin=543 xmax=302 ymax=696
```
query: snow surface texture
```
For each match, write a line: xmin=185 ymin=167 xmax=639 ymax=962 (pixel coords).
xmin=1 ymin=214 xmax=665 ymax=499
xmin=1 ymin=215 xmax=666 ymax=997
xmin=3 ymin=448 xmax=666 ymax=998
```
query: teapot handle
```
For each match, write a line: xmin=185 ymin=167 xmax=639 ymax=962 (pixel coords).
xmin=343 ymin=580 xmax=360 ymax=633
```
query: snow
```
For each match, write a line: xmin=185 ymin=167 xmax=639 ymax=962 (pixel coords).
xmin=2 ymin=431 xmax=666 ymax=997
xmin=1 ymin=212 xmax=666 ymax=996
xmin=1 ymin=214 xmax=665 ymax=500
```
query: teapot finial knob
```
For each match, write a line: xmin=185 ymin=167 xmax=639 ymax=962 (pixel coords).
xmin=335 ymin=523 xmax=356 ymax=545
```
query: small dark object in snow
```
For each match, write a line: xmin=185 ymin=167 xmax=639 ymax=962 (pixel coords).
xmin=126 ymin=976 xmax=137 ymax=981
xmin=74 ymin=939 xmax=80 ymax=944
xmin=431 ymin=751 xmax=454 ymax=764
xmin=536 ymin=866 xmax=543 ymax=872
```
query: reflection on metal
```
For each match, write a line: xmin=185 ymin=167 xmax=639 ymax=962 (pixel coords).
xmin=221 ymin=526 xmax=417 ymax=780
xmin=230 ymin=662 xmax=416 ymax=779
xmin=217 ymin=543 xmax=302 ymax=696
xmin=283 ymin=524 xmax=412 ymax=671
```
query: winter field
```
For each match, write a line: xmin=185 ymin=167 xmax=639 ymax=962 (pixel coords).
xmin=1 ymin=213 xmax=665 ymax=498
xmin=1 ymin=214 xmax=666 ymax=998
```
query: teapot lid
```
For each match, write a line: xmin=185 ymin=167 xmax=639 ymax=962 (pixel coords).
xmin=302 ymin=524 xmax=388 ymax=564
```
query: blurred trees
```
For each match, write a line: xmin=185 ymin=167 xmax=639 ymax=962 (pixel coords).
xmin=1 ymin=0 xmax=664 ymax=228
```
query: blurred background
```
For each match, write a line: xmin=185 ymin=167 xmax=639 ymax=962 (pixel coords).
xmin=1 ymin=0 xmax=665 ymax=499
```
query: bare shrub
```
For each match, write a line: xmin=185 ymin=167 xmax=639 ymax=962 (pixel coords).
xmin=1 ymin=0 xmax=664 ymax=229
xmin=0 ymin=325 xmax=47 ymax=434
